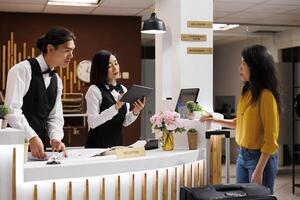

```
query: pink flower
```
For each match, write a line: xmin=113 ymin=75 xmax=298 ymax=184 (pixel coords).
xmin=150 ymin=110 xmax=185 ymax=133
xmin=165 ymin=123 xmax=176 ymax=131
xmin=150 ymin=114 xmax=163 ymax=127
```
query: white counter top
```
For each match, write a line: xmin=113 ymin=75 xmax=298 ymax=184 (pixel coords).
xmin=0 ymin=128 xmax=24 ymax=145
xmin=24 ymin=148 xmax=205 ymax=182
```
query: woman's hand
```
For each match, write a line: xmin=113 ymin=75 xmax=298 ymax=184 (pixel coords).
xmin=251 ymin=152 xmax=270 ymax=185
xmin=115 ymin=100 xmax=125 ymax=110
xmin=251 ymin=169 xmax=263 ymax=184
xmin=115 ymin=94 xmax=125 ymax=110
xmin=200 ymin=112 xmax=214 ymax=122
xmin=132 ymin=97 xmax=146 ymax=116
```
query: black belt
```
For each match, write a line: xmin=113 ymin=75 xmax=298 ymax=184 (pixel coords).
xmin=239 ymin=146 xmax=260 ymax=152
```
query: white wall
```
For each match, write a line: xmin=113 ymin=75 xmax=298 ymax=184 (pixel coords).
xmin=213 ymin=36 xmax=275 ymax=110
xmin=213 ymin=27 xmax=300 ymax=146
xmin=141 ymin=59 xmax=155 ymax=140
xmin=155 ymin=0 xmax=213 ymax=112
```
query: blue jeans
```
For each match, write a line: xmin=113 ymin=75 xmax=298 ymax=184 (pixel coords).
xmin=236 ymin=147 xmax=278 ymax=194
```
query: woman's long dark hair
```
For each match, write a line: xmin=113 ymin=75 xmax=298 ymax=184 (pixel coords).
xmin=90 ymin=50 xmax=116 ymax=86
xmin=36 ymin=26 xmax=75 ymax=54
xmin=241 ymin=45 xmax=281 ymax=113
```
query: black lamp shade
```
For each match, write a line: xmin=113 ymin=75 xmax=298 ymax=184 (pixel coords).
xmin=141 ymin=12 xmax=166 ymax=34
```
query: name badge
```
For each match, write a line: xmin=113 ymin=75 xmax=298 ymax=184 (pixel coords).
xmin=116 ymin=147 xmax=145 ymax=159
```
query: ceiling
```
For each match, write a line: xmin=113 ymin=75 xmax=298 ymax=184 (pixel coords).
xmin=0 ymin=0 xmax=299 ymax=46
xmin=0 ymin=0 xmax=153 ymax=18
xmin=214 ymin=0 xmax=300 ymax=45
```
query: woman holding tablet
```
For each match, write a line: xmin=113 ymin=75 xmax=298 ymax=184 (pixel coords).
xmin=85 ymin=50 xmax=146 ymax=148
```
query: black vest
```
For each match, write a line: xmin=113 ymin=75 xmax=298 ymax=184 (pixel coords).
xmin=85 ymin=84 xmax=127 ymax=148
xmin=21 ymin=58 xmax=57 ymax=143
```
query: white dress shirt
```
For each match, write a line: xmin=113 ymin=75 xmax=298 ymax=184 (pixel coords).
xmin=85 ymin=84 xmax=138 ymax=129
xmin=4 ymin=54 xmax=64 ymax=142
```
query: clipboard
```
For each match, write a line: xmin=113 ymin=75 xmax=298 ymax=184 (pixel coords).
xmin=120 ymin=84 xmax=153 ymax=103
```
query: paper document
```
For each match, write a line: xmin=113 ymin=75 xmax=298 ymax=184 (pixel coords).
xmin=28 ymin=152 xmax=64 ymax=161
xmin=66 ymin=149 xmax=108 ymax=159
xmin=96 ymin=140 xmax=147 ymax=156
xmin=129 ymin=140 xmax=147 ymax=148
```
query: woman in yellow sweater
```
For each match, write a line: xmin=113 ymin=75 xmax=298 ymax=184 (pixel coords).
xmin=202 ymin=45 xmax=280 ymax=194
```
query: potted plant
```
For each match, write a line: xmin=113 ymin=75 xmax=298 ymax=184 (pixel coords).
xmin=150 ymin=110 xmax=186 ymax=151
xmin=186 ymin=101 xmax=196 ymax=119
xmin=0 ymin=104 xmax=8 ymax=129
xmin=185 ymin=101 xmax=203 ymax=120
xmin=187 ymin=128 xmax=198 ymax=150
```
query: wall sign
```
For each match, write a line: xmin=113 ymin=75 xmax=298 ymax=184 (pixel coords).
xmin=187 ymin=47 xmax=213 ymax=54
xmin=181 ymin=34 xmax=207 ymax=41
xmin=187 ymin=21 xmax=213 ymax=28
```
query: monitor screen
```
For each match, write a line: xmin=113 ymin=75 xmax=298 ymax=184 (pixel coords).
xmin=175 ymin=88 xmax=199 ymax=118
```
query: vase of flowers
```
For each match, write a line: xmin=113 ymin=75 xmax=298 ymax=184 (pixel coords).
xmin=150 ymin=111 xmax=186 ymax=151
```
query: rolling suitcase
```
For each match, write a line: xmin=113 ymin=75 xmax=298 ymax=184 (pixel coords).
xmin=180 ymin=183 xmax=277 ymax=200
xmin=179 ymin=130 xmax=277 ymax=200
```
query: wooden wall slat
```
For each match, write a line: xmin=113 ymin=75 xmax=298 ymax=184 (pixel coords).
xmin=171 ymin=167 xmax=177 ymax=200
xmin=52 ymin=182 xmax=56 ymax=200
xmin=99 ymin=177 xmax=105 ymax=200
xmin=152 ymin=170 xmax=158 ymax=200
xmin=162 ymin=169 xmax=168 ymax=200
xmin=33 ymin=185 xmax=38 ymax=200
xmin=67 ymin=181 xmax=72 ymax=200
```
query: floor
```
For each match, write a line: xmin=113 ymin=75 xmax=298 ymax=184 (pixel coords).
xmin=221 ymin=164 xmax=300 ymax=200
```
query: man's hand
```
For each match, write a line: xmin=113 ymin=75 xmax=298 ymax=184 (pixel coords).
xmin=51 ymin=139 xmax=67 ymax=157
xmin=29 ymin=136 xmax=46 ymax=159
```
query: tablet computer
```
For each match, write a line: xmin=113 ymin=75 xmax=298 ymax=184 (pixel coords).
xmin=175 ymin=88 xmax=199 ymax=118
xmin=120 ymin=84 xmax=153 ymax=103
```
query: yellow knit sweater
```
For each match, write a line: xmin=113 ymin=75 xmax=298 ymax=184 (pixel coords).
xmin=235 ymin=89 xmax=279 ymax=155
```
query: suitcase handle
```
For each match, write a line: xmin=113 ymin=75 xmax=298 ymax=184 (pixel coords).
xmin=205 ymin=130 xmax=230 ymax=139
xmin=205 ymin=130 xmax=231 ymax=184
xmin=214 ymin=184 xmax=244 ymax=191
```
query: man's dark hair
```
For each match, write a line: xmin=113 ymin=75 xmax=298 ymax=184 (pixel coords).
xmin=36 ymin=26 xmax=76 ymax=54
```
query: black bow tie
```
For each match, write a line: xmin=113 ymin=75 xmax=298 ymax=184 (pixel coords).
xmin=43 ymin=68 xmax=56 ymax=77
xmin=108 ymin=84 xmax=123 ymax=93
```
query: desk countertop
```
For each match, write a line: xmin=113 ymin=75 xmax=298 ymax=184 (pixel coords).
xmin=24 ymin=148 xmax=205 ymax=182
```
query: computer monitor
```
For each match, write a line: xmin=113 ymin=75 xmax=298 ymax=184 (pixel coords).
xmin=175 ymin=88 xmax=199 ymax=118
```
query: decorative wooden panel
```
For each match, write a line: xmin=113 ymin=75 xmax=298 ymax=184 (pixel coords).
xmin=0 ymin=32 xmax=85 ymax=93
xmin=210 ymin=135 xmax=222 ymax=184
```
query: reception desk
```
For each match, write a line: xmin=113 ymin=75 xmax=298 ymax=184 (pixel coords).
xmin=0 ymin=129 xmax=207 ymax=200
xmin=0 ymin=116 xmax=223 ymax=200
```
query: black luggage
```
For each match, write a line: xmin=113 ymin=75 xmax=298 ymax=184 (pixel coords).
xmin=180 ymin=183 xmax=277 ymax=200
xmin=180 ymin=130 xmax=277 ymax=200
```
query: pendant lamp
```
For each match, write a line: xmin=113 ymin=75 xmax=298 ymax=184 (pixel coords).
xmin=141 ymin=10 xmax=166 ymax=34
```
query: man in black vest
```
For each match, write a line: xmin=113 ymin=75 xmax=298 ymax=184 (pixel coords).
xmin=5 ymin=27 xmax=76 ymax=159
